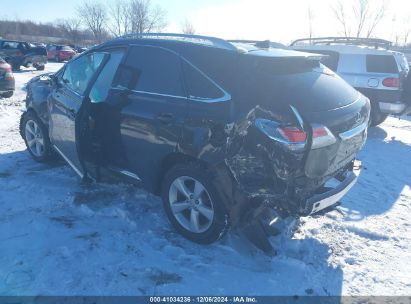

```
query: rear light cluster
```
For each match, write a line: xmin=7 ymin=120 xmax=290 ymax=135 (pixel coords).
xmin=255 ymin=119 xmax=336 ymax=151
xmin=0 ymin=63 xmax=14 ymax=81
xmin=382 ymin=78 xmax=400 ymax=88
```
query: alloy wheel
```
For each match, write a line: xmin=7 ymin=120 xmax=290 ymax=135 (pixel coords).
xmin=168 ymin=176 xmax=215 ymax=234
xmin=25 ymin=120 xmax=45 ymax=157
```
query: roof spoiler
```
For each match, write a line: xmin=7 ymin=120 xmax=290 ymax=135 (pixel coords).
xmin=228 ymin=40 xmax=289 ymax=50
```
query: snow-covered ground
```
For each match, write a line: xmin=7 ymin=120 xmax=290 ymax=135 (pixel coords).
xmin=0 ymin=63 xmax=410 ymax=296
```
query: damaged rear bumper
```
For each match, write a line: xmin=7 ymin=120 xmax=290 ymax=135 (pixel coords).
xmin=304 ymin=162 xmax=360 ymax=215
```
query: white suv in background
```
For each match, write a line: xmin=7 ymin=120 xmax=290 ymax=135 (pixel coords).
xmin=291 ymin=37 xmax=410 ymax=126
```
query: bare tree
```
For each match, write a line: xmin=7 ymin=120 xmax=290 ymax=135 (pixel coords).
xmin=364 ymin=0 xmax=387 ymax=38
xmin=108 ymin=0 xmax=130 ymax=37
xmin=57 ymin=18 xmax=82 ymax=44
xmin=181 ymin=19 xmax=195 ymax=35
xmin=332 ymin=1 xmax=351 ymax=37
xmin=352 ymin=0 xmax=369 ymax=37
xmin=128 ymin=0 xmax=167 ymax=33
xmin=403 ymin=15 xmax=411 ymax=46
xmin=332 ymin=0 xmax=387 ymax=38
xmin=77 ymin=0 xmax=108 ymax=43
xmin=307 ymin=6 xmax=315 ymax=40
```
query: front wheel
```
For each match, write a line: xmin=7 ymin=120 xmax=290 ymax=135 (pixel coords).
xmin=161 ymin=162 xmax=230 ymax=244
xmin=21 ymin=111 xmax=53 ymax=162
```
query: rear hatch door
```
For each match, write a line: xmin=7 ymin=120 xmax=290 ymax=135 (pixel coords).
xmin=237 ymin=49 xmax=370 ymax=179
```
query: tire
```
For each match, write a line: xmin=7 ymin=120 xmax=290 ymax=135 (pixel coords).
xmin=11 ymin=63 xmax=20 ymax=71
xmin=161 ymin=162 xmax=230 ymax=244
xmin=21 ymin=111 xmax=53 ymax=162
xmin=370 ymin=103 xmax=388 ymax=127
xmin=35 ymin=64 xmax=45 ymax=71
xmin=1 ymin=91 xmax=13 ymax=98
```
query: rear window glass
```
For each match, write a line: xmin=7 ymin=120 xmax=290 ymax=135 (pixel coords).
xmin=62 ymin=46 xmax=73 ymax=51
xmin=366 ymin=55 xmax=398 ymax=73
xmin=2 ymin=41 xmax=19 ymax=49
xmin=125 ymin=46 xmax=184 ymax=97
xmin=397 ymin=54 xmax=409 ymax=72
xmin=182 ymin=60 xmax=225 ymax=100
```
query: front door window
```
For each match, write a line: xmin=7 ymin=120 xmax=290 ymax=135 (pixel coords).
xmin=61 ymin=53 xmax=105 ymax=96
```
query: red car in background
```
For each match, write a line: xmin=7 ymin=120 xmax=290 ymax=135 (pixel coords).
xmin=0 ymin=56 xmax=15 ymax=98
xmin=46 ymin=45 xmax=76 ymax=62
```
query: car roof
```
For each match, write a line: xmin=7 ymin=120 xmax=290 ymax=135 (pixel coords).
xmin=96 ymin=33 xmax=323 ymax=60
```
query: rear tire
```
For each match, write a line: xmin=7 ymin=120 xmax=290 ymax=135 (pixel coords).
xmin=1 ymin=91 xmax=13 ymax=98
xmin=21 ymin=111 xmax=53 ymax=163
xmin=370 ymin=104 xmax=388 ymax=127
xmin=11 ymin=63 xmax=20 ymax=71
xmin=161 ymin=162 xmax=230 ymax=244
xmin=34 ymin=64 xmax=45 ymax=71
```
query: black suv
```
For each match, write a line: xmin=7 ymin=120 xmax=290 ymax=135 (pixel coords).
xmin=20 ymin=34 xmax=370 ymax=245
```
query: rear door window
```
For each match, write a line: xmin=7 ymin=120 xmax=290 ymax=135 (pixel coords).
xmin=366 ymin=55 xmax=398 ymax=73
xmin=182 ymin=60 xmax=226 ymax=100
xmin=124 ymin=46 xmax=184 ymax=97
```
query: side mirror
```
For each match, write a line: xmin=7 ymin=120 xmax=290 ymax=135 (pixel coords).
xmin=50 ymin=75 xmax=62 ymax=88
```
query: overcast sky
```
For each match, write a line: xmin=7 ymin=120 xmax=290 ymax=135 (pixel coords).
xmin=2 ymin=0 xmax=411 ymax=44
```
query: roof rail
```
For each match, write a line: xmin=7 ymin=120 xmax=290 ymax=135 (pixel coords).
xmin=290 ymin=37 xmax=392 ymax=49
xmin=115 ymin=33 xmax=238 ymax=51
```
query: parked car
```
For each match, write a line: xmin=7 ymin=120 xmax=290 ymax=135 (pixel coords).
xmin=47 ymin=45 xmax=76 ymax=62
xmin=0 ymin=56 xmax=14 ymax=98
xmin=20 ymin=34 xmax=370 ymax=250
xmin=0 ymin=39 xmax=47 ymax=71
xmin=292 ymin=37 xmax=410 ymax=126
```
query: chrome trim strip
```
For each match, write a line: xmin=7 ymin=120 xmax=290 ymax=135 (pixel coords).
xmin=131 ymin=90 xmax=188 ymax=100
xmin=53 ymin=145 xmax=84 ymax=178
xmin=339 ymin=122 xmax=367 ymax=140
xmin=290 ymin=105 xmax=305 ymax=129
xmin=119 ymin=170 xmax=141 ymax=181
xmin=109 ymin=166 xmax=142 ymax=181
xmin=310 ymin=171 xmax=359 ymax=214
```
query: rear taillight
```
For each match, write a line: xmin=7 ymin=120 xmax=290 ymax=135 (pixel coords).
xmin=278 ymin=126 xmax=307 ymax=143
xmin=5 ymin=72 xmax=14 ymax=81
xmin=0 ymin=63 xmax=13 ymax=80
xmin=255 ymin=119 xmax=336 ymax=151
xmin=311 ymin=124 xmax=337 ymax=149
xmin=382 ymin=78 xmax=400 ymax=88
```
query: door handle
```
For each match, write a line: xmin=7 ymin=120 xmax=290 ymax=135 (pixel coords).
xmin=156 ymin=113 xmax=174 ymax=124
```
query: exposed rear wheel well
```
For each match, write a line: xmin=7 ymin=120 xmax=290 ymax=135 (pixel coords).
xmin=157 ymin=153 xmax=208 ymax=194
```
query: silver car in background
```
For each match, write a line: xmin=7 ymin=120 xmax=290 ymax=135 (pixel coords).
xmin=292 ymin=37 xmax=410 ymax=126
